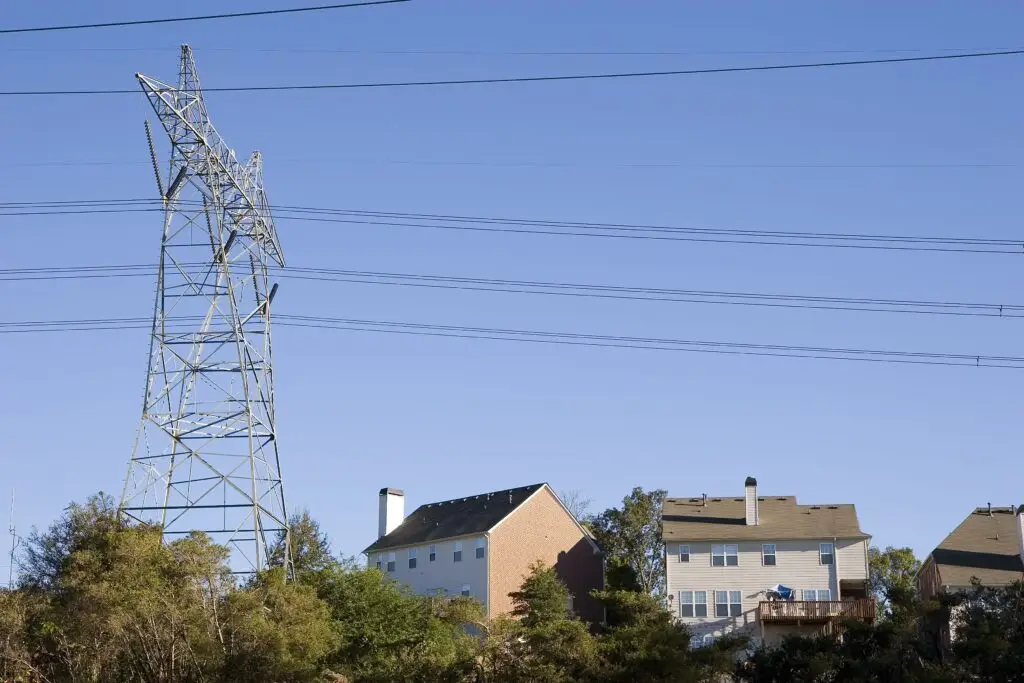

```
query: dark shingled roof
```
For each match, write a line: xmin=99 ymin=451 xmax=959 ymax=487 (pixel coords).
xmin=927 ymin=507 xmax=1024 ymax=587
xmin=661 ymin=494 xmax=869 ymax=542
xmin=364 ymin=483 xmax=546 ymax=553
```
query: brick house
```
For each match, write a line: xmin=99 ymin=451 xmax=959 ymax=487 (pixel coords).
xmin=917 ymin=504 xmax=1024 ymax=643
xmin=363 ymin=483 xmax=604 ymax=624
xmin=662 ymin=476 xmax=874 ymax=648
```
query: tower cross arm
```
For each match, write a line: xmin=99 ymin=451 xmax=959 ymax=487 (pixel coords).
xmin=135 ymin=71 xmax=285 ymax=267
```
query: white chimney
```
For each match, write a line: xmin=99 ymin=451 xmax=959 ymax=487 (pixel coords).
xmin=744 ymin=477 xmax=759 ymax=526
xmin=1016 ymin=505 xmax=1024 ymax=566
xmin=378 ymin=487 xmax=405 ymax=539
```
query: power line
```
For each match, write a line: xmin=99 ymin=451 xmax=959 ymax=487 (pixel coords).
xmin=0 ymin=0 xmax=409 ymax=35
xmin=2 ymin=46 xmax=1020 ymax=56
xmin=3 ymin=263 xmax=1022 ymax=319
xmin=4 ymin=198 xmax=1021 ymax=254
xmin=2 ymin=49 xmax=1021 ymax=97
xmin=1 ymin=314 xmax=1019 ymax=369
xmin=5 ymin=158 xmax=1017 ymax=170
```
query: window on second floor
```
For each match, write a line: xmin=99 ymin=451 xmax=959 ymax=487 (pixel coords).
xmin=679 ymin=590 xmax=708 ymax=618
xmin=711 ymin=544 xmax=738 ymax=567
xmin=476 ymin=538 xmax=486 ymax=559
xmin=678 ymin=545 xmax=690 ymax=563
xmin=715 ymin=590 xmax=742 ymax=617
xmin=429 ymin=544 xmax=436 ymax=562
xmin=819 ymin=543 xmax=835 ymax=565
xmin=386 ymin=552 xmax=396 ymax=573
xmin=762 ymin=544 xmax=777 ymax=566
xmin=408 ymin=548 xmax=417 ymax=569
xmin=454 ymin=541 xmax=463 ymax=563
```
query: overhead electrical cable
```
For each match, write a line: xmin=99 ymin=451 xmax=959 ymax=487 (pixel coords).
xmin=3 ymin=198 xmax=1021 ymax=254
xmin=0 ymin=0 xmax=409 ymax=35
xmin=1 ymin=314 xmax=1019 ymax=369
xmin=1 ymin=49 xmax=1021 ymax=97
xmin=2 ymin=263 xmax=1023 ymax=319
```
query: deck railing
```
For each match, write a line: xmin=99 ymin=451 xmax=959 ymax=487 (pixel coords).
xmin=758 ymin=599 xmax=875 ymax=623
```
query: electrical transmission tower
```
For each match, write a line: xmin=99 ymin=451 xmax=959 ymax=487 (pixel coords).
xmin=119 ymin=45 xmax=291 ymax=576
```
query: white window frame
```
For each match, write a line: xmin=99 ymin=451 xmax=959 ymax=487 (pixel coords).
xmin=711 ymin=544 xmax=738 ymax=567
xmin=475 ymin=537 xmax=486 ymax=559
xmin=408 ymin=548 xmax=417 ymax=569
xmin=702 ymin=634 xmax=716 ymax=647
xmin=714 ymin=591 xmax=729 ymax=617
xmin=728 ymin=590 xmax=742 ymax=617
xmin=762 ymin=543 xmax=777 ymax=566
xmin=678 ymin=544 xmax=690 ymax=563
xmin=453 ymin=541 xmax=463 ymax=563
xmin=819 ymin=543 xmax=835 ymax=565
xmin=803 ymin=588 xmax=832 ymax=601
xmin=429 ymin=544 xmax=436 ymax=562
xmin=375 ymin=553 xmax=382 ymax=570
xmin=386 ymin=552 xmax=396 ymax=573
xmin=679 ymin=591 xmax=695 ymax=618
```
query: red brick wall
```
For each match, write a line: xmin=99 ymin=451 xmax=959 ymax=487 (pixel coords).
xmin=488 ymin=486 xmax=604 ymax=624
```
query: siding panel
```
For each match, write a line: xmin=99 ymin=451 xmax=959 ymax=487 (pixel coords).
xmin=666 ymin=539 xmax=867 ymax=643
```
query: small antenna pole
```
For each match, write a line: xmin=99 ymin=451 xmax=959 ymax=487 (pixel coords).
xmin=7 ymin=490 xmax=15 ymax=589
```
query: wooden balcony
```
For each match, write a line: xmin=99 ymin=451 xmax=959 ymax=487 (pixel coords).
xmin=758 ymin=599 xmax=876 ymax=624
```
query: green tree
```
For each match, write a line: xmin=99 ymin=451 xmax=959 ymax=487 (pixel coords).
xmin=592 ymin=588 xmax=741 ymax=683
xmin=222 ymin=567 xmax=339 ymax=683
xmin=950 ymin=580 xmax=1024 ymax=683
xmin=868 ymin=545 xmax=921 ymax=619
xmin=314 ymin=561 xmax=477 ymax=682
xmin=509 ymin=560 xmax=571 ymax=627
xmin=269 ymin=509 xmax=337 ymax=579
xmin=18 ymin=491 xmax=123 ymax=590
xmin=588 ymin=487 xmax=667 ymax=595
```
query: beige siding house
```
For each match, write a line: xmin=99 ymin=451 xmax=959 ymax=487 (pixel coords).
xmin=917 ymin=505 xmax=1024 ymax=644
xmin=363 ymin=483 xmax=604 ymax=624
xmin=663 ymin=476 xmax=874 ymax=648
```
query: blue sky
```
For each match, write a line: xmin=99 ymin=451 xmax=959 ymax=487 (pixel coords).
xmin=1 ymin=1 xmax=1023 ymax=571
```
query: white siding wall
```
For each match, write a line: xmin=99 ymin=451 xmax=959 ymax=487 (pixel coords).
xmin=369 ymin=535 xmax=489 ymax=606
xmin=666 ymin=539 xmax=866 ymax=644
xmin=837 ymin=539 xmax=870 ymax=581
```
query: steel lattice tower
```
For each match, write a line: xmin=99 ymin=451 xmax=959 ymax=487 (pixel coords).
xmin=119 ymin=45 xmax=291 ymax=575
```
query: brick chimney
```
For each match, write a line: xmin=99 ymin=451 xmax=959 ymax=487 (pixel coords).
xmin=378 ymin=487 xmax=405 ymax=539
xmin=744 ymin=477 xmax=759 ymax=526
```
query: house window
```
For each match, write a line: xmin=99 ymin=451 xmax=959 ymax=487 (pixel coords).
xmin=715 ymin=591 xmax=742 ymax=617
xmin=408 ymin=548 xmax=417 ymax=569
xmin=386 ymin=552 xmax=396 ymax=573
xmin=711 ymin=544 xmax=738 ymax=567
xmin=454 ymin=541 xmax=463 ymax=563
xmin=429 ymin=544 xmax=436 ymax=562
xmin=461 ymin=584 xmax=471 ymax=597
xmin=802 ymin=589 xmax=831 ymax=601
xmin=375 ymin=553 xmax=382 ymax=570
xmin=679 ymin=591 xmax=707 ymax=618
xmin=819 ymin=543 xmax=835 ymax=565
xmin=762 ymin=544 xmax=776 ymax=566
xmin=702 ymin=634 xmax=716 ymax=647
xmin=689 ymin=635 xmax=703 ymax=648
xmin=679 ymin=545 xmax=690 ymax=563
xmin=476 ymin=538 xmax=486 ymax=559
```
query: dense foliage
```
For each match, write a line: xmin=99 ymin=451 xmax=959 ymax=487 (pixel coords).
xmin=1 ymin=491 xmax=1022 ymax=682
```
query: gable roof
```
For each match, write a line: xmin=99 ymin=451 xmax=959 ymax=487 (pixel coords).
xmin=364 ymin=483 xmax=546 ymax=553
xmin=926 ymin=506 xmax=1024 ymax=588
xmin=661 ymin=494 xmax=868 ymax=542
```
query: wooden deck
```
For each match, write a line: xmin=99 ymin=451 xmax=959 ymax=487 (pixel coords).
xmin=758 ymin=599 xmax=876 ymax=624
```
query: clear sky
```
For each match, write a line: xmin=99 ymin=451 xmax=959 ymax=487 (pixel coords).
xmin=1 ymin=1 xmax=1023 ymax=573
